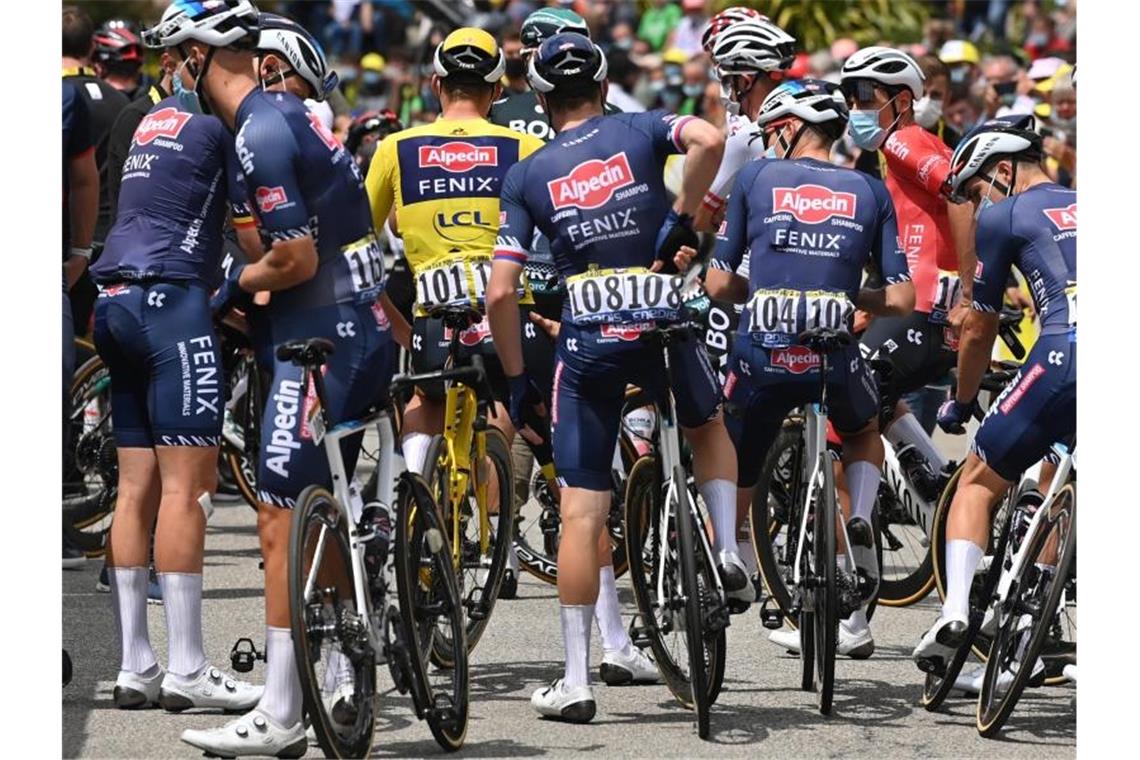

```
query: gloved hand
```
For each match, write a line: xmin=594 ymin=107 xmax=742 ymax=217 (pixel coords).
xmin=507 ymin=372 xmax=547 ymax=445
xmin=654 ymin=208 xmax=698 ymax=273
xmin=937 ymin=396 xmax=980 ymax=435
xmin=210 ymin=263 xmax=251 ymax=318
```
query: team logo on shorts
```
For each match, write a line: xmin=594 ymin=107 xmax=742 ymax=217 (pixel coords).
xmin=418 ymin=142 xmax=499 ymax=173
xmin=772 ymin=185 xmax=857 ymax=224
xmin=770 ymin=345 xmax=821 ymax=374
xmin=255 ymin=186 xmax=291 ymax=213
xmin=1043 ymin=203 xmax=1077 ymax=231
xmin=133 ymin=107 xmax=191 ymax=145
xmin=443 ymin=316 xmax=493 ymax=347
xmin=600 ymin=322 xmax=651 ymax=341
xmin=547 ymin=152 xmax=634 ymax=210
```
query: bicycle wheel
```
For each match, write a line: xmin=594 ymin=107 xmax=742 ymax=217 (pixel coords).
xmin=977 ymin=483 xmax=1075 ymax=737
xmin=812 ymin=453 xmax=838 ymax=715
xmin=221 ymin=352 xmax=263 ymax=511
xmin=423 ymin=427 xmax=514 ymax=663
xmin=673 ymin=465 xmax=712 ymax=739
xmin=64 ymin=353 xmax=117 ymax=556
xmin=288 ymin=486 xmax=375 ymax=759
xmin=393 ymin=474 xmax=469 ymax=752
xmin=515 ymin=434 xmax=633 ymax=585
xmin=922 ymin=477 xmax=1015 ymax=711
xmin=624 ymin=456 xmax=725 ymax=712
xmin=876 ymin=471 xmax=936 ymax=607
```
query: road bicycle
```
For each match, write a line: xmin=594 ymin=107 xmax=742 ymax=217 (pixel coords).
xmin=624 ymin=320 xmax=728 ymax=740
xmin=282 ymin=337 xmax=469 ymax=756
xmin=64 ymin=339 xmax=116 ymax=556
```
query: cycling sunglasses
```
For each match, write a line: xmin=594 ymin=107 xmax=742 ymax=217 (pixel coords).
xmin=839 ymin=78 xmax=880 ymax=104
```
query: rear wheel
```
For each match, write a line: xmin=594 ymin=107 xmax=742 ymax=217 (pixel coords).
xmin=288 ymin=486 xmax=375 ymax=759
xmin=222 ymin=352 xmax=263 ymax=511
xmin=64 ymin=353 xmax=117 ymax=557
xmin=812 ymin=455 xmax=838 ymax=715
xmin=393 ymin=475 xmax=469 ymax=752
xmin=875 ymin=471 xmax=936 ymax=606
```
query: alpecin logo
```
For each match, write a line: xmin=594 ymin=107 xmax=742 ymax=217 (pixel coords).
xmin=547 ymin=152 xmax=634 ymax=210
xmin=418 ymin=142 xmax=499 ymax=173
xmin=1043 ymin=203 xmax=1077 ymax=230
xmin=772 ymin=184 xmax=857 ymax=224
xmin=134 ymin=107 xmax=192 ymax=145
xmin=770 ymin=345 xmax=822 ymax=374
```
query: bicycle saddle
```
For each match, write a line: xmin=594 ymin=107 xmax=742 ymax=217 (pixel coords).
xmin=276 ymin=337 xmax=336 ymax=367
xmin=427 ymin=305 xmax=484 ymax=331
xmin=797 ymin=327 xmax=852 ymax=354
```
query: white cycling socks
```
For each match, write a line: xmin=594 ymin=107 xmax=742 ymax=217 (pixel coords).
xmin=158 ymin=573 xmax=207 ymax=678
xmin=943 ymin=539 xmax=984 ymax=622
xmin=401 ymin=432 xmax=433 ymax=476
xmin=845 ymin=460 xmax=881 ymax=526
xmin=594 ymin=566 xmax=632 ymax=656
xmin=887 ymin=412 xmax=947 ymax=472
xmin=258 ymin=627 xmax=302 ymax=727
xmin=561 ymin=604 xmax=593 ymax=689
xmin=109 ymin=566 xmax=158 ymax=675
xmin=699 ymin=479 xmax=738 ymax=555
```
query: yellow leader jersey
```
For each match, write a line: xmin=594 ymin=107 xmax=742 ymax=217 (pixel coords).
xmin=365 ymin=117 xmax=543 ymax=315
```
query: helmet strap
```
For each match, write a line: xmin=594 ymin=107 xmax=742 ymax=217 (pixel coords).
xmin=780 ymin=122 xmax=808 ymax=160
xmin=193 ymin=46 xmax=217 ymax=116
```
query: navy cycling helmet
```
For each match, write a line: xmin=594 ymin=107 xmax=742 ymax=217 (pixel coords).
xmin=526 ymin=32 xmax=607 ymax=94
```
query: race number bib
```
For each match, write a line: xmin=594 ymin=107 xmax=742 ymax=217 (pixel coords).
xmin=342 ymin=234 xmax=385 ymax=298
xmin=565 ymin=268 xmax=683 ymax=325
xmin=747 ymin=288 xmax=853 ymax=347
xmin=930 ymin=269 xmax=961 ymax=324
xmin=415 ymin=256 xmax=518 ymax=311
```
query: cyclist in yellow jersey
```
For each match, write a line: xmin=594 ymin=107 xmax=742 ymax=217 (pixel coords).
xmin=365 ymin=27 xmax=544 ymax=479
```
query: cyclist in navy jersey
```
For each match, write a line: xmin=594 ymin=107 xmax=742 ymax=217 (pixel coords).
xmin=89 ymin=4 xmax=264 ymax=717
xmin=705 ymin=80 xmax=915 ymax=658
xmin=914 ymin=116 xmax=1076 ymax=674
xmin=487 ymin=33 xmax=736 ymax=723
xmin=139 ymin=3 xmax=397 ymax=755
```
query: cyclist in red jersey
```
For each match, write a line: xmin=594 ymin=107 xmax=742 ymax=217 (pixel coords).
xmin=839 ymin=47 xmax=978 ymax=489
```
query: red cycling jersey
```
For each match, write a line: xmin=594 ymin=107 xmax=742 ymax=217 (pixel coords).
xmin=880 ymin=124 xmax=957 ymax=320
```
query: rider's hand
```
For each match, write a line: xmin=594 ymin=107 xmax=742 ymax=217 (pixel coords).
xmin=1005 ymin=286 xmax=1034 ymax=319
xmin=650 ymin=244 xmax=697 ymax=274
xmin=937 ymin=395 xmax=980 ymax=435
xmin=528 ymin=311 xmax=561 ymax=340
xmin=210 ymin=264 xmax=251 ymax=318
xmin=654 ymin=208 xmax=698 ymax=274
xmin=947 ymin=301 xmax=970 ymax=336
xmin=507 ymin=372 xmax=547 ymax=446
xmin=853 ymin=309 xmax=872 ymax=334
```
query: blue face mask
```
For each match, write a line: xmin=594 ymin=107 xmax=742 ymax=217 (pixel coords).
xmin=765 ymin=145 xmax=778 ymax=159
xmin=974 ymin=172 xmax=999 ymax=219
xmin=173 ymin=59 xmax=203 ymax=114
xmin=848 ymin=109 xmax=886 ymax=150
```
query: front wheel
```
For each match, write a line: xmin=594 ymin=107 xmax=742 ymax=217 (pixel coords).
xmin=810 ymin=454 xmax=838 ymax=715
xmin=288 ymin=486 xmax=375 ymax=759
xmin=393 ymin=475 xmax=469 ymax=752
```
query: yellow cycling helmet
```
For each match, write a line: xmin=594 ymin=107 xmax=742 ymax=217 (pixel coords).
xmin=361 ymin=52 xmax=386 ymax=72
xmin=939 ymin=39 xmax=980 ymax=66
xmin=662 ymin=47 xmax=690 ymax=67
xmin=433 ymin=27 xmax=505 ymax=82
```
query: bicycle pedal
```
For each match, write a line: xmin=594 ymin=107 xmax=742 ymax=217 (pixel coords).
xmin=229 ymin=637 xmax=265 ymax=674
xmin=466 ymin=587 xmax=488 ymax=621
xmin=759 ymin=598 xmax=785 ymax=630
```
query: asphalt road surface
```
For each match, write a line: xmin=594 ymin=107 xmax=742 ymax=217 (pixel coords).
xmin=63 ymin=475 xmax=1074 ymax=758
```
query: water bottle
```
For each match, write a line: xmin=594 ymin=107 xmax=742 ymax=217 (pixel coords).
xmin=360 ymin=501 xmax=392 ymax=581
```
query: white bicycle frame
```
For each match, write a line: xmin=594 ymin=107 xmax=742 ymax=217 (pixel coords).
xmin=302 ymin=405 xmax=403 ymax=656
xmin=791 ymin=404 xmax=856 ymax=587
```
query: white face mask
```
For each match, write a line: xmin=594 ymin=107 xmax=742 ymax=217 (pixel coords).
xmin=913 ymin=95 xmax=943 ymax=129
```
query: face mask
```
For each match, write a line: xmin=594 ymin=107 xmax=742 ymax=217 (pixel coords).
xmin=173 ymin=58 xmax=203 ymax=114
xmin=913 ymin=96 xmax=943 ymax=129
xmin=974 ymin=172 xmax=1000 ymax=219
xmin=949 ymin=66 xmax=968 ymax=84
xmin=764 ymin=145 xmax=778 ymax=159
xmin=848 ymin=109 xmax=886 ymax=149
xmin=614 ymin=37 xmax=633 ymax=51
xmin=682 ymin=82 xmax=703 ymax=98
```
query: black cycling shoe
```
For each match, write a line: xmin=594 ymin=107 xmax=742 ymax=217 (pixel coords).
xmin=499 ymin=569 xmax=518 ymax=600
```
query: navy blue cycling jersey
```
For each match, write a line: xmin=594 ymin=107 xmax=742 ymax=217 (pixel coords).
xmin=233 ymin=89 xmax=385 ymax=313
xmin=496 ymin=110 xmax=692 ymax=282
xmin=972 ymin=182 xmax=1076 ymax=336
xmin=712 ymin=157 xmax=910 ymax=347
xmin=92 ymin=98 xmax=249 ymax=290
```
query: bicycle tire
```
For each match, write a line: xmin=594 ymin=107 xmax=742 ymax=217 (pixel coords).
xmin=288 ymin=485 xmax=376 ymax=759
xmin=922 ymin=475 xmax=1015 ymax=712
xmin=423 ymin=428 xmax=514 ymax=663
xmin=813 ymin=453 xmax=838 ymax=715
xmin=875 ymin=467 xmax=936 ymax=607
xmin=977 ymin=483 xmax=1075 ymax=737
xmin=515 ymin=432 xmax=634 ymax=585
xmin=64 ymin=353 xmax=117 ymax=556
xmin=674 ymin=464 xmax=712 ymax=739
xmin=394 ymin=474 xmax=469 ymax=752
xmin=221 ymin=354 xmax=263 ymax=512
xmin=624 ymin=456 xmax=724 ymax=708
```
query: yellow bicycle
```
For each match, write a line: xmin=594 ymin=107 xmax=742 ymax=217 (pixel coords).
xmin=399 ymin=306 xmax=516 ymax=667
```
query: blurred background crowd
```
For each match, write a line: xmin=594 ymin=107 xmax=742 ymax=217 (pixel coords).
xmin=76 ymin=0 xmax=1078 ymax=187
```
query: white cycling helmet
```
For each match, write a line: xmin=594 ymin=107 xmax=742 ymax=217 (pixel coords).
xmin=756 ymin=79 xmax=848 ymax=128
xmin=701 ymin=7 xmax=768 ymax=58
xmin=947 ymin=115 xmax=1041 ymax=202
xmin=143 ymin=0 xmax=260 ymax=50
xmin=711 ymin=18 xmax=797 ymax=75
xmin=258 ymin=13 xmax=338 ymax=101
xmin=840 ymin=46 xmax=924 ymax=99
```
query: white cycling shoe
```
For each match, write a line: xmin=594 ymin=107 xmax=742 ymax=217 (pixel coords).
xmin=599 ymin=646 xmax=660 ymax=685
xmin=531 ymin=678 xmax=596 ymax=723
xmin=181 ymin=708 xmax=306 ymax=759
xmin=160 ymin=665 xmax=263 ymax=713
xmin=113 ymin=665 xmax=164 ymax=709
xmin=913 ymin=615 xmax=969 ymax=674
xmin=766 ymin=619 xmax=875 ymax=659
xmin=953 ymin=657 xmax=1047 ymax=695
